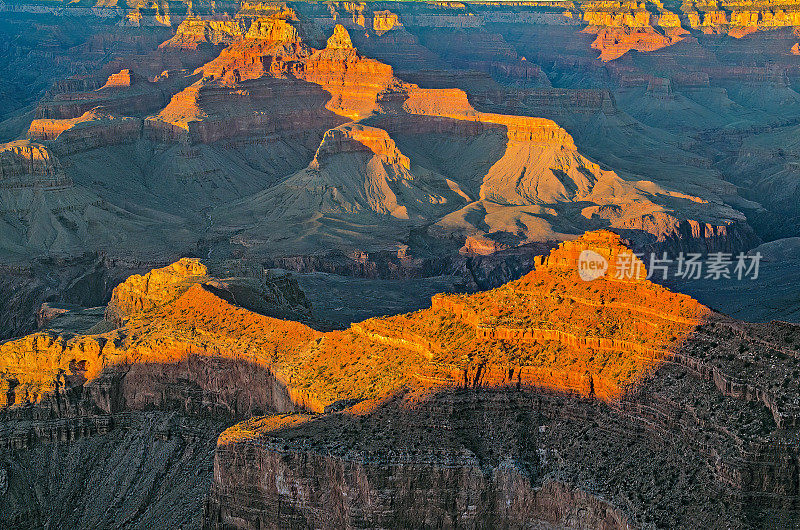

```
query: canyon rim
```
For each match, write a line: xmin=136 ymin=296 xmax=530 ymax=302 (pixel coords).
xmin=2 ymin=1 xmax=800 ymax=528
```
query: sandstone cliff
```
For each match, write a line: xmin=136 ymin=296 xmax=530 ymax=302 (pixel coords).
xmin=3 ymin=232 xmax=800 ymax=526
xmin=200 ymin=231 xmax=800 ymax=527
xmin=105 ymin=257 xmax=210 ymax=324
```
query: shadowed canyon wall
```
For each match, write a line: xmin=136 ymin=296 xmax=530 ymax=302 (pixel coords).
xmin=1 ymin=232 xmax=799 ymax=527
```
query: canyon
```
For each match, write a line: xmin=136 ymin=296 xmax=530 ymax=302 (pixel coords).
xmin=2 ymin=1 xmax=800 ymax=528
xmin=1 ymin=231 xmax=799 ymax=527
xmin=0 ymin=0 xmax=778 ymax=273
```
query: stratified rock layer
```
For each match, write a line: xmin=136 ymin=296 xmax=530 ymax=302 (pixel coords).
xmin=2 ymin=231 xmax=800 ymax=527
xmin=105 ymin=257 xmax=209 ymax=324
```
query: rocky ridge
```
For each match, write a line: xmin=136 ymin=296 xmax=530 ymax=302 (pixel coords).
xmin=202 ymin=231 xmax=800 ymax=528
xmin=1 ymin=231 xmax=799 ymax=526
xmin=0 ymin=6 xmax=766 ymax=269
xmin=154 ymin=21 xmax=742 ymax=260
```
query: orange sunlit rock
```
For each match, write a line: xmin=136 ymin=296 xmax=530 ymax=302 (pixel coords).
xmin=0 ymin=230 xmax=711 ymax=413
xmin=585 ymin=26 xmax=687 ymax=61
xmin=105 ymin=257 xmax=209 ymax=324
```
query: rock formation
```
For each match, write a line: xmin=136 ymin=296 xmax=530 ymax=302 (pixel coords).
xmin=0 ymin=2 xmax=771 ymax=277
xmin=2 ymin=231 xmax=798 ymax=527
xmin=101 ymin=69 xmax=135 ymax=89
xmin=148 ymin=21 xmax=738 ymax=261
xmin=105 ymin=257 xmax=210 ymax=324
xmin=6 ymin=0 xmax=800 ymax=334
xmin=326 ymin=23 xmax=354 ymax=49
xmin=163 ymin=16 xmax=248 ymax=48
xmin=0 ymin=139 xmax=159 ymax=258
xmin=4 ymin=2 xmax=800 ymax=526
xmin=199 ymin=232 xmax=800 ymax=528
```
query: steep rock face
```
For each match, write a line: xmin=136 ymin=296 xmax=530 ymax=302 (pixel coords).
xmin=582 ymin=4 xmax=652 ymax=28
xmin=162 ymin=10 xmax=301 ymax=49
xmin=325 ymin=23 xmax=353 ymax=49
xmin=154 ymin=21 xmax=372 ymax=144
xmin=203 ymin=374 xmax=794 ymax=528
xmin=569 ymin=0 xmax=689 ymax=61
xmin=0 ymin=2 xmax=772 ymax=277
xmin=0 ymin=140 xmax=98 ymax=255
xmin=682 ymin=0 xmax=800 ymax=32
xmin=34 ymin=75 xmax=169 ymax=121
xmin=106 ymin=257 xmax=313 ymax=326
xmin=401 ymin=87 xmax=576 ymax=145
xmin=311 ymin=123 xmax=410 ymax=170
xmin=1 ymin=411 xmax=226 ymax=529
xmin=105 ymin=257 xmax=209 ymax=325
xmin=0 ymin=140 xmax=63 ymax=181
xmin=101 ymin=68 xmax=135 ymax=89
xmin=0 ymin=263 xmax=315 ymax=415
xmin=151 ymin=73 xmax=343 ymax=145
xmin=572 ymin=0 xmax=800 ymax=59
xmin=372 ymin=9 xmax=400 ymax=33
xmin=245 ymin=16 xmax=300 ymax=42
xmin=615 ymin=212 xmax=760 ymax=253
xmin=206 ymin=405 xmax=632 ymax=529
xmin=298 ymin=25 xmax=397 ymax=119
xmin=222 ymin=122 xmax=451 ymax=225
xmin=586 ymin=25 xmax=687 ymax=61
xmin=3 ymin=233 xmax=800 ymax=526
xmin=163 ymin=16 xmax=248 ymax=48
xmin=398 ymin=91 xmax=610 ymax=207
xmin=197 ymin=231 xmax=800 ymax=528
xmin=27 ymin=110 xmax=143 ymax=155
xmin=400 ymin=14 xmax=551 ymax=86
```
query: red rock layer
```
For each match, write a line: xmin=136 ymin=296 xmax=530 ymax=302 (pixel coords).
xmin=586 ymin=26 xmax=687 ymax=61
xmin=3 ymin=229 xmax=800 ymax=527
xmin=0 ymin=230 xmax=710 ymax=413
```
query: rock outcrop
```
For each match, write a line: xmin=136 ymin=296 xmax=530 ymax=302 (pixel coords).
xmin=681 ymin=0 xmax=800 ymax=32
xmin=27 ymin=110 xmax=143 ymax=154
xmin=1 ymin=5 xmax=760 ymax=268
xmin=163 ymin=16 xmax=248 ymax=48
xmin=4 ymin=5 xmax=800 ymax=526
xmin=183 ymin=22 xmax=744 ymax=259
xmin=2 ymin=233 xmax=800 ymax=526
xmin=203 ymin=231 xmax=800 ymax=527
xmin=326 ymin=23 xmax=353 ymax=49
xmin=298 ymin=25 xmax=396 ymax=119
xmin=586 ymin=25 xmax=688 ymax=61
xmin=0 ymin=259 xmax=315 ymax=413
xmin=105 ymin=257 xmax=209 ymax=325
xmin=101 ymin=69 xmax=135 ymax=89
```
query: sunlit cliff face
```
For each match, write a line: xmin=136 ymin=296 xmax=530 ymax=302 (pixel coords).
xmin=0 ymin=230 xmax=710 ymax=413
xmin=4 ymin=14 xmax=756 ymax=266
xmin=5 ymin=5 xmax=800 ymax=527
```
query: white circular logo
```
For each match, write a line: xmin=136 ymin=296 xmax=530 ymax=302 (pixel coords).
xmin=578 ymin=250 xmax=608 ymax=281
